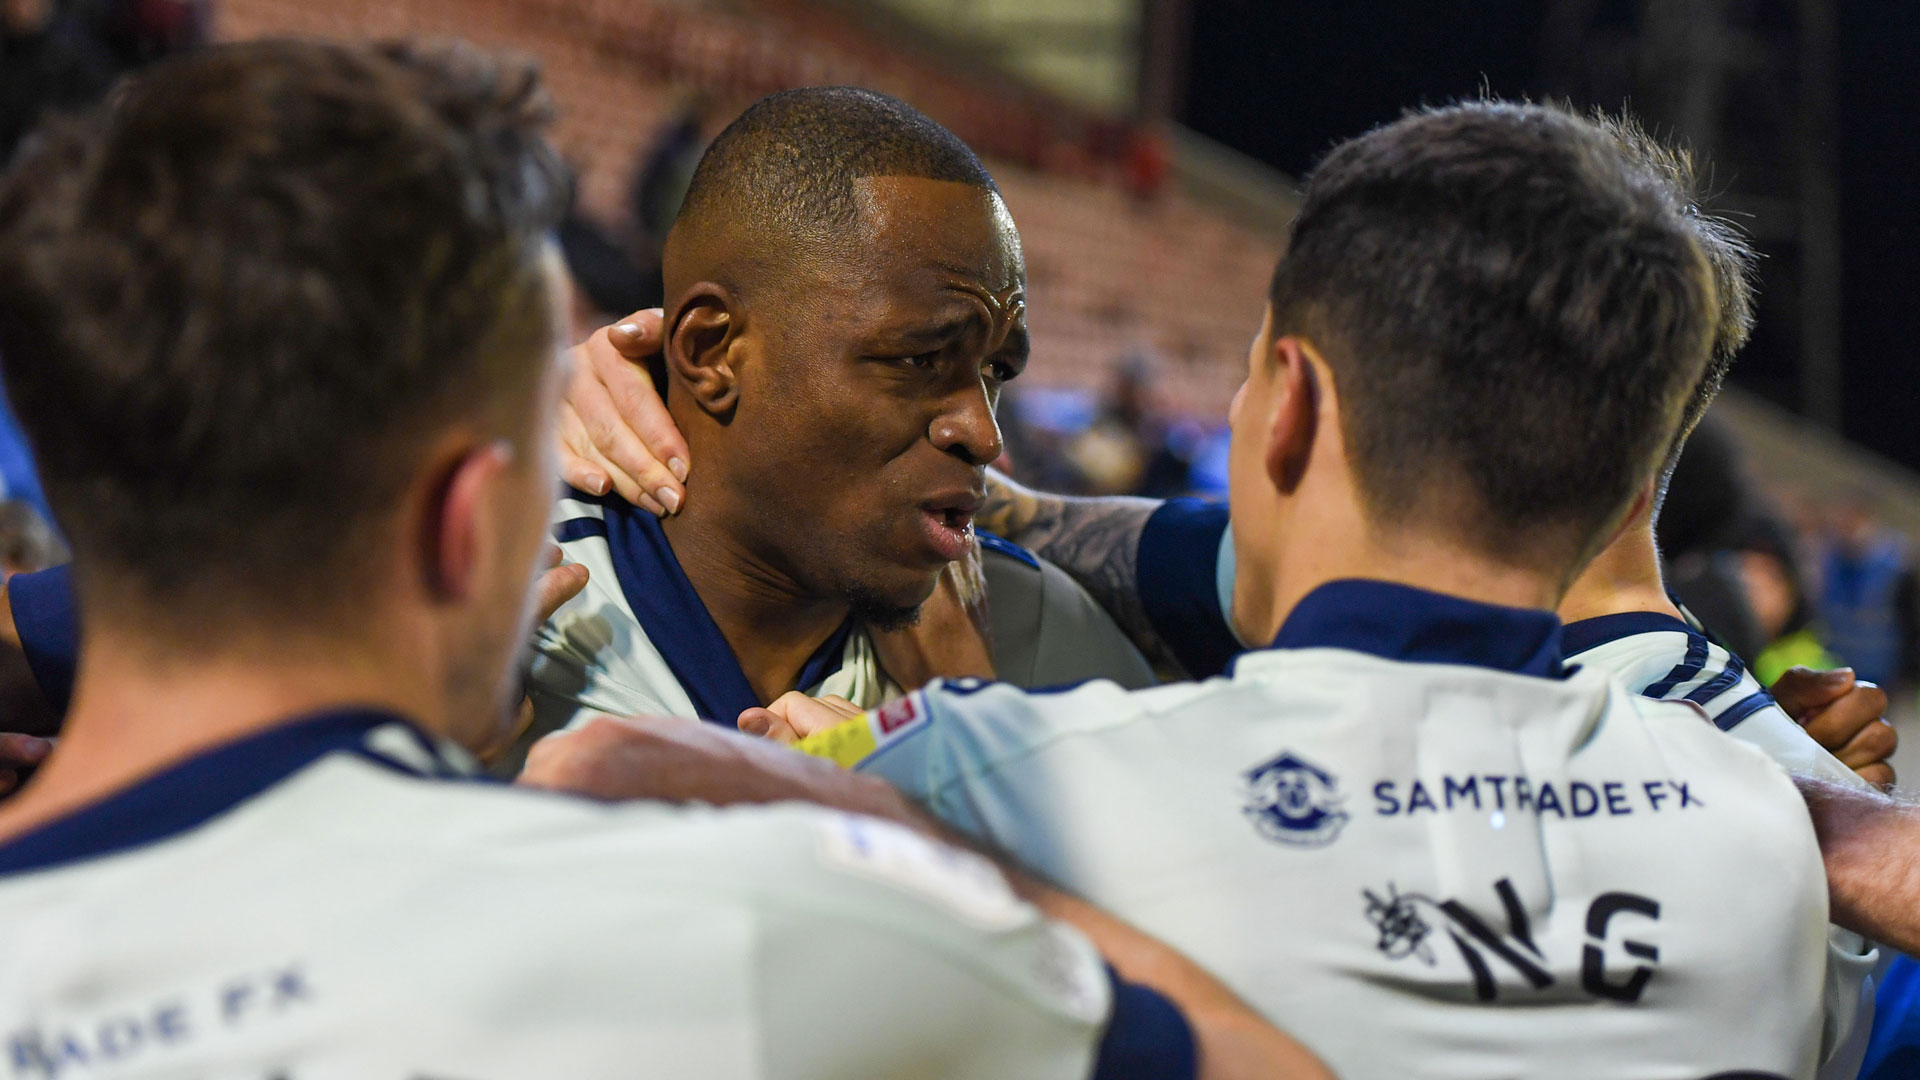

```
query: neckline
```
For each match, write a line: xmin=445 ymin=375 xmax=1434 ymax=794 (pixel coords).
xmin=591 ymin=492 xmax=853 ymax=724
xmin=0 ymin=708 xmax=458 ymax=878
xmin=1267 ymin=578 xmax=1566 ymax=678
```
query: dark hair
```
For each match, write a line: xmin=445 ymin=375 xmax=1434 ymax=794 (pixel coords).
xmin=0 ymin=39 xmax=568 ymax=624
xmin=1269 ymin=100 xmax=1716 ymax=568
xmin=1587 ymin=110 xmax=1758 ymax=491
xmin=672 ymin=86 xmax=995 ymax=278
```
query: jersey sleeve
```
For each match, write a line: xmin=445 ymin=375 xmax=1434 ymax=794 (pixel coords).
xmin=8 ymin=563 xmax=77 ymax=716
xmin=1135 ymin=497 xmax=1245 ymax=678
xmin=719 ymin=806 xmax=1193 ymax=1080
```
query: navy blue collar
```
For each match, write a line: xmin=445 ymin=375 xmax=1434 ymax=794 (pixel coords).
xmin=1559 ymin=610 xmax=1695 ymax=658
xmin=589 ymin=492 xmax=853 ymax=725
xmin=1269 ymin=579 xmax=1567 ymax=678
xmin=0 ymin=709 xmax=458 ymax=878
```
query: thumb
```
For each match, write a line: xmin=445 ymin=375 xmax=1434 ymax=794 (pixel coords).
xmin=1770 ymin=665 xmax=1856 ymax=721
xmin=608 ymin=308 xmax=665 ymax=358
xmin=533 ymin=562 xmax=590 ymax=624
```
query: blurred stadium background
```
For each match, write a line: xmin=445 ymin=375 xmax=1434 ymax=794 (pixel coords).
xmin=7 ymin=0 xmax=1920 ymax=775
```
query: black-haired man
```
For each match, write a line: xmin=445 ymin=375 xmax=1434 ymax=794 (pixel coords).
xmin=0 ymin=42 xmax=1317 ymax=1079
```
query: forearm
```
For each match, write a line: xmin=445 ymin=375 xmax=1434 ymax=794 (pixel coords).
xmin=1799 ymin=775 xmax=1920 ymax=952
xmin=979 ymin=469 xmax=1176 ymax=669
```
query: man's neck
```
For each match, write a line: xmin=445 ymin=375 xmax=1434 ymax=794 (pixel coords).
xmin=661 ymin=500 xmax=851 ymax=707
xmin=0 ymin=629 xmax=441 ymax=844
xmin=1556 ymin=517 xmax=1680 ymax=625
xmin=1265 ymin=509 xmax=1566 ymax=641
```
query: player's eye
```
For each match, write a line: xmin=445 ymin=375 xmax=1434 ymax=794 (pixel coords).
xmin=987 ymin=360 xmax=1019 ymax=384
xmin=904 ymin=350 xmax=942 ymax=369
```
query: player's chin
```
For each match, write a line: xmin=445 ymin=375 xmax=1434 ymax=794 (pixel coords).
xmin=842 ymin=564 xmax=941 ymax=632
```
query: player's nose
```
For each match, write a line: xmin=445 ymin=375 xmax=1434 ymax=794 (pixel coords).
xmin=929 ymin=383 xmax=1003 ymax=466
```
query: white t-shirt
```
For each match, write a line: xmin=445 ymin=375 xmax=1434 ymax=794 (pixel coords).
xmin=0 ymin=709 xmax=1192 ymax=1079
xmin=1563 ymin=608 xmax=1881 ymax=1080
xmin=846 ymin=580 xmax=1832 ymax=1079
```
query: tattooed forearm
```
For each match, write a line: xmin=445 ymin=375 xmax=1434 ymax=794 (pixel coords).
xmin=979 ymin=469 xmax=1178 ymax=671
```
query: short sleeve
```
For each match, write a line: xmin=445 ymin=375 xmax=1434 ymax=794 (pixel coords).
xmin=742 ymin=807 xmax=1115 ymax=1080
xmin=1136 ymin=498 xmax=1245 ymax=678
xmin=9 ymin=564 xmax=78 ymax=716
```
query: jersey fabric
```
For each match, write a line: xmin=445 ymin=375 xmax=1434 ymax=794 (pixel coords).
xmin=1561 ymin=608 xmax=1881 ymax=1080
xmin=0 ymin=708 xmax=1196 ymax=1079
xmin=842 ymin=579 xmax=1832 ymax=1079
xmin=528 ymin=489 xmax=1153 ymax=738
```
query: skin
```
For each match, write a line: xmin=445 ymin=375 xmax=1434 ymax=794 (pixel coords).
xmin=656 ymin=175 xmax=1028 ymax=705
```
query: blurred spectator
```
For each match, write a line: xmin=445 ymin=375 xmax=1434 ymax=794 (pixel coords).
xmin=629 ymin=92 xmax=724 ymax=260
xmin=1659 ymin=415 xmax=1768 ymax=658
xmin=1818 ymin=495 xmax=1920 ymax=690
xmin=557 ymin=214 xmax=661 ymax=344
xmin=0 ymin=0 xmax=121 ymax=158
xmin=1727 ymin=512 xmax=1843 ymax=686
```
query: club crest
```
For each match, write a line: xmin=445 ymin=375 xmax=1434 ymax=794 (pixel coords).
xmin=1242 ymin=751 xmax=1349 ymax=847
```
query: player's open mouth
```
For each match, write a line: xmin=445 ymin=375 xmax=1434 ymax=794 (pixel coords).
xmin=919 ymin=495 xmax=981 ymax=562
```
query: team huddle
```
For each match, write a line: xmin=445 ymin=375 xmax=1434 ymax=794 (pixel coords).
xmin=0 ymin=35 xmax=1913 ymax=1080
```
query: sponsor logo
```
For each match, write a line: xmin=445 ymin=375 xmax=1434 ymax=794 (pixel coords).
xmin=1242 ymin=751 xmax=1349 ymax=847
xmin=874 ymin=695 xmax=920 ymax=736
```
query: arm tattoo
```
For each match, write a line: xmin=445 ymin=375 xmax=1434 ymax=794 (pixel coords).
xmin=979 ymin=470 xmax=1179 ymax=671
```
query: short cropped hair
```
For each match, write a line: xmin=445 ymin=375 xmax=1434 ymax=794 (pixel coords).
xmin=1270 ymin=100 xmax=1717 ymax=566
xmin=1588 ymin=111 xmax=1758 ymax=491
xmin=672 ymin=86 xmax=995 ymax=286
xmin=0 ymin=39 xmax=568 ymax=624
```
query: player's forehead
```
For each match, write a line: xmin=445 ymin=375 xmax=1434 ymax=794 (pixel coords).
xmin=848 ymin=175 xmax=1023 ymax=292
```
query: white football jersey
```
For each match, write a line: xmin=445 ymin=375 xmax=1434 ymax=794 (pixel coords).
xmin=529 ymin=490 xmax=901 ymax=729
xmin=0 ymin=710 xmax=1154 ymax=1080
xmin=1563 ymin=609 xmax=1881 ymax=1080
xmin=848 ymin=580 xmax=1832 ymax=1079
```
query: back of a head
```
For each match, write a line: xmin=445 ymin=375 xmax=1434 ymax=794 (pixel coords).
xmin=665 ymin=85 xmax=997 ymax=300
xmin=1270 ymin=101 xmax=1717 ymax=572
xmin=0 ymin=39 xmax=567 ymax=630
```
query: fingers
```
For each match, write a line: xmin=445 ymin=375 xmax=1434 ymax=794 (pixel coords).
xmin=1833 ymin=716 xmax=1900 ymax=771
xmin=763 ymin=691 xmax=861 ymax=738
xmin=1855 ymin=762 xmax=1897 ymax=790
xmin=738 ymin=706 xmax=799 ymax=745
xmin=570 ymin=320 xmax=689 ymax=511
xmin=1769 ymin=666 xmax=1857 ymax=720
xmin=0 ymin=732 xmax=52 ymax=769
xmin=532 ymin=554 xmax=590 ymax=625
xmin=0 ymin=770 xmax=15 ymax=799
xmin=561 ymin=359 xmax=671 ymax=514
xmin=1798 ymin=680 xmax=1891 ymax=753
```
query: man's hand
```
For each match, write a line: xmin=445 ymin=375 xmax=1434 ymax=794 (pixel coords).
xmin=559 ymin=309 xmax=689 ymax=516
xmin=519 ymin=713 xmax=914 ymax=824
xmin=478 ymin=547 xmax=589 ymax=767
xmin=870 ymin=550 xmax=995 ymax=691
xmin=1771 ymin=666 xmax=1896 ymax=788
xmin=738 ymin=691 xmax=863 ymax=745
xmin=0 ymin=732 xmax=50 ymax=798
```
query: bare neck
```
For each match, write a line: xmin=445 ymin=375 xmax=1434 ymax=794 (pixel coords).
xmin=1556 ymin=515 xmax=1680 ymax=626
xmin=0 ymin=627 xmax=442 ymax=845
xmin=661 ymin=493 xmax=851 ymax=708
xmin=1261 ymin=500 xmax=1567 ymax=644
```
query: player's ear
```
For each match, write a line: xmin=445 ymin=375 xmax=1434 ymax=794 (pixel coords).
xmin=420 ymin=437 xmax=516 ymax=604
xmin=664 ymin=282 xmax=742 ymax=417
xmin=1267 ymin=335 xmax=1319 ymax=493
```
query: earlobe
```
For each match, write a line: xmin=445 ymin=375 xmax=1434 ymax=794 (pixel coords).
xmin=1265 ymin=336 xmax=1318 ymax=493
xmin=665 ymin=283 xmax=741 ymax=416
xmin=425 ymin=441 xmax=514 ymax=604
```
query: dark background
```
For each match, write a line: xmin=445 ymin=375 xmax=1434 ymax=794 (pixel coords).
xmin=1182 ymin=0 xmax=1920 ymax=473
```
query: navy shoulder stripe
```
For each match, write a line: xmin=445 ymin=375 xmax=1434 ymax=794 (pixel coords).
xmin=1714 ymin=690 xmax=1777 ymax=732
xmin=1684 ymin=650 xmax=1747 ymax=706
xmin=976 ymin=530 xmax=1040 ymax=570
xmin=554 ymin=516 xmax=610 ymax=544
xmin=1643 ymin=632 xmax=1711 ymax=698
